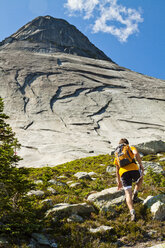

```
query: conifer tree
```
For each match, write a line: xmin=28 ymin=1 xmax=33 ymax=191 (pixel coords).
xmin=0 ymin=97 xmax=36 ymax=236
xmin=0 ymin=97 xmax=21 ymax=209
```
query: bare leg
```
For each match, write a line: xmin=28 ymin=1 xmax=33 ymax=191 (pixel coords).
xmin=125 ymin=188 xmax=134 ymax=211
xmin=125 ymin=188 xmax=136 ymax=221
xmin=134 ymin=176 xmax=143 ymax=192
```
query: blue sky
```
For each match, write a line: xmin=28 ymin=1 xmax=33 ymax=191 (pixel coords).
xmin=0 ymin=0 xmax=164 ymax=80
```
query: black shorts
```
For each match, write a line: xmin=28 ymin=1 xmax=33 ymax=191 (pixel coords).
xmin=121 ymin=170 xmax=141 ymax=189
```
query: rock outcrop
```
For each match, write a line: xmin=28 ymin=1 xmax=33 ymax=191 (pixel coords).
xmin=0 ymin=16 xmax=165 ymax=167
xmin=143 ymin=194 xmax=165 ymax=221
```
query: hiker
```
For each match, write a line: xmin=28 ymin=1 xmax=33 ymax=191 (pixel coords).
xmin=114 ymin=138 xmax=144 ymax=221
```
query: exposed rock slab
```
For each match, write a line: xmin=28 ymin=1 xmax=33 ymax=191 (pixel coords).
xmin=0 ymin=16 xmax=165 ymax=167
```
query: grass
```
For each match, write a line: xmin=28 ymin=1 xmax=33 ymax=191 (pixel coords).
xmin=2 ymin=153 xmax=165 ymax=247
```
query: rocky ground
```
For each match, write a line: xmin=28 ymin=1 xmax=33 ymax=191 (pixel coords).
xmin=0 ymin=152 xmax=164 ymax=247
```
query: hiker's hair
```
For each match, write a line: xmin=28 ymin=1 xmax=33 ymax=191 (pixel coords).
xmin=119 ymin=138 xmax=129 ymax=145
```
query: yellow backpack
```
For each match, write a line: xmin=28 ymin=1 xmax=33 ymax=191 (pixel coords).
xmin=115 ymin=144 xmax=135 ymax=167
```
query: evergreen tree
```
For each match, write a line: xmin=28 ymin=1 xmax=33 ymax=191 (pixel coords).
xmin=0 ymin=97 xmax=21 ymax=210
xmin=0 ymin=97 xmax=38 ymax=237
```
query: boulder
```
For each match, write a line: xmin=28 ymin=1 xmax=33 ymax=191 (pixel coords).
xmin=66 ymin=181 xmax=73 ymax=185
xmin=88 ymin=172 xmax=97 ymax=177
xmin=135 ymin=140 xmax=165 ymax=155
xmin=143 ymin=194 xmax=165 ymax=207
xmin=47 ymin=187 xmax=57 ymax=194
xmin=0 ymin=237 xmax=8 ymax=245
xmin=67 ymin=214 xmax=84 ymax=223
xmin=149 ymin=243 xmax=165 ymax=248
xmin=34 ymin=180 xmax=43 ymax=184
xmin=27 ymin=190 xmax=45 ymax=197
xmin=48 ymin=179 xmax=66 ymax=187
xmin=45 ymin=203 xmax=95 ymax=218
xmin=74 ymin=172 xmax=91 ymax=180
xmin=87 ymin=187 xmax=125 ymax=212
xmin=91 ymin=177 xmax=97 ymax=181
xmin=31 ymin=233 xmax=50 ymax=246
xmin=106 ymin=166 xmax=116 ymax=174
xmin=89 ymin=225 xmax=113 ymax=233
xmin=151 ymin=201 xmax=165 ymax=220
xmin=159 ymin=157 xmax=165 ymax=162
xmin=28 ymin=238 xmax=38 ymax=248
xmin=57 ymin=175 xmax=67 ymax=179
xmin=69 ymin=182 xmax=81 ymax=188
xmin=51 ymin=243 xmax=58 ymax=248
xmin=41 ymin=199 xmax=54 ymax=207
xmin=143 ymin=194 xmax=165 ymax=221
xmin=48 ymin=179 xmax=58 ymax=185
xmin=142 ymin=161 xmax=163 ymax=173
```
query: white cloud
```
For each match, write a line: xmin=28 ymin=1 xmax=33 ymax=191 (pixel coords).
xmin=64 ymin=0 xmax=143 ymax=42
xmin=65 ymin=0 xmax=99 ymax=19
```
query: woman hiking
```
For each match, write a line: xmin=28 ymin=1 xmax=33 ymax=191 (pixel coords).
xmin=114 ymin=138 xmax=144 ymax=221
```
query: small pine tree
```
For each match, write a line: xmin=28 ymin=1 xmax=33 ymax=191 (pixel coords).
xmin=0 ymin=97 xmax=40 ymax=237
xmin=0 ymin=97 xmax=22 ymax=210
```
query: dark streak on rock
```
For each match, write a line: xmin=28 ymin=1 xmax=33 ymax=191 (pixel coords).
xmin=87 ymin=99 xmax=112 ymax=117
xmin=118 ymin=119 xmax=164 ymax=127
xmin=50 ymin=86 xmax=89 ymax=112
xmin=23 ymin=121 xmax=34 ymax=130
xmin=128 ymin=96 xmax=165 ymax=102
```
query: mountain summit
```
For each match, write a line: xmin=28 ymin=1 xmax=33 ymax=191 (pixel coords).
xmin=0 ymin=15 xmax=112 ymax=61
xmin=0 ymin=16 xmax=165 ymax=167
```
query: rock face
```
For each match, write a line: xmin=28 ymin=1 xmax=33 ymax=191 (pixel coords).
xmin=0 ymin=16 xmax=165 ymax=167
xmin=0 ymin=15 xmax=111 ymax=62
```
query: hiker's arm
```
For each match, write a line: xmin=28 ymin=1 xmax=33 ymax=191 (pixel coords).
xmin=116 ymin=166 xmax=122 ymax=190
xmin=133 ymin=149 xmax=144 ymax=174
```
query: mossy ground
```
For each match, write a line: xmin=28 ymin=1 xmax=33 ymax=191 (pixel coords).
xmin=3 ymin=153 xmax=165 ymax=247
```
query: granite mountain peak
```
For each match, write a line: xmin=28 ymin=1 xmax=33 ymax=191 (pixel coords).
xmin=0 ymin=15 xmax=112 ymax=62
xmin=0 ymin=16 xmax=165 ymax=167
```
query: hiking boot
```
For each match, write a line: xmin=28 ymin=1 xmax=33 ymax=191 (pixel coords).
xmin=132 ymin=191 xmax=138 ymax=203
xmin=131 ymin=212 xmax=136 ymax=221
xmin=130 ymin=209 xmax=136 ymax=221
